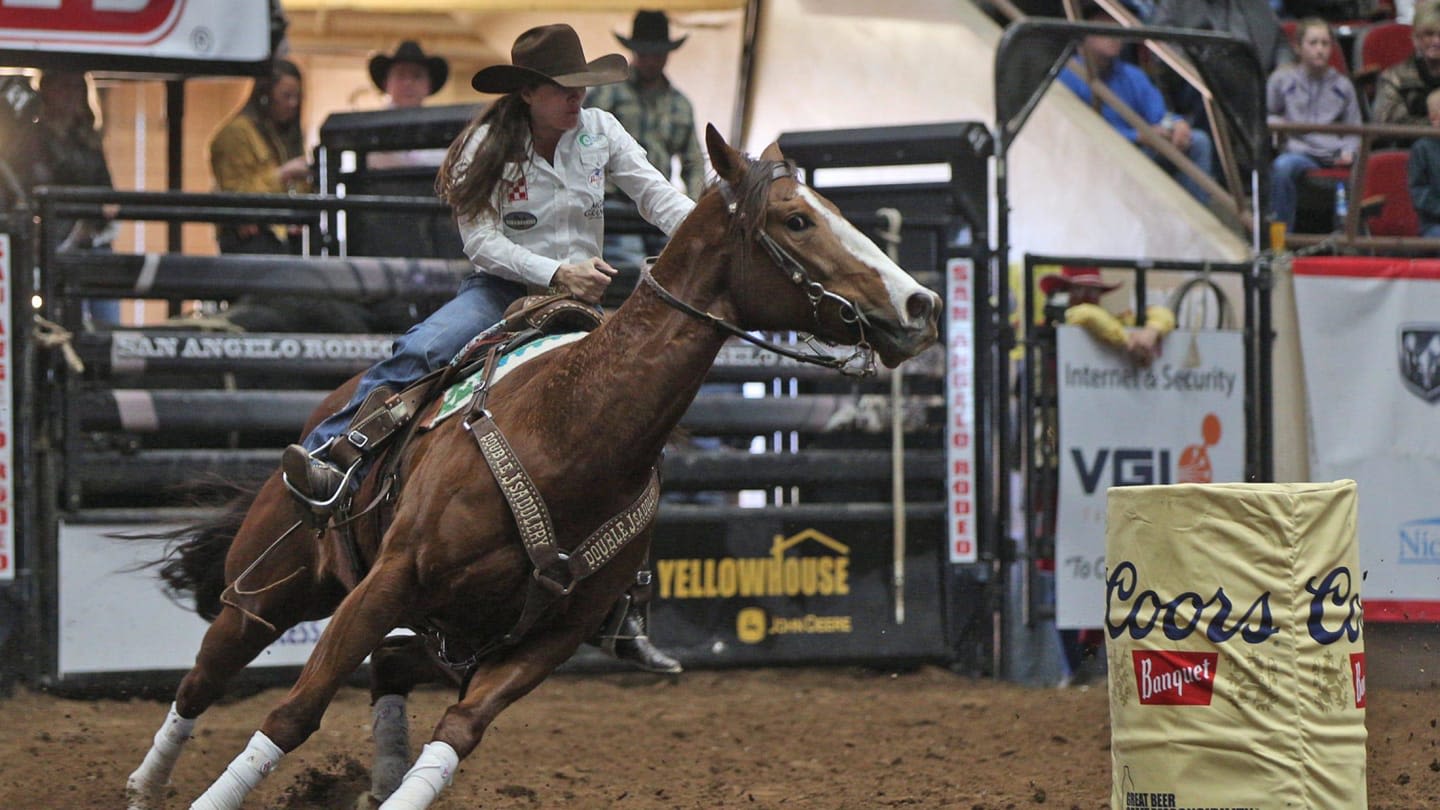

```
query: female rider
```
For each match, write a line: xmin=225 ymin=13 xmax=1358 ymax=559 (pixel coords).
xmin=282 ymin=24 xmax=694 ymax=673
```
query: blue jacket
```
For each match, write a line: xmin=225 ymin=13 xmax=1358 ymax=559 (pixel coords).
xmin=1059 ymin=59 xmax=1169 ymax=144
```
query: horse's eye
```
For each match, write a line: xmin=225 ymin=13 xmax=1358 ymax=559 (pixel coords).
xmin=785 ymin=214 xmax=812 ymax=232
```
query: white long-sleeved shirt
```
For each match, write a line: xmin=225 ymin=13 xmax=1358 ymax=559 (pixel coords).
xmin=456 ymin=107 xmax=696 ymax=288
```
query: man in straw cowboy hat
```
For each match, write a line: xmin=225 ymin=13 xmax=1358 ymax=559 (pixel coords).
xmin=587 ymin=10 xmax=705 ymax=200
xmin=283 ymin=23 xmax=693 ymax=674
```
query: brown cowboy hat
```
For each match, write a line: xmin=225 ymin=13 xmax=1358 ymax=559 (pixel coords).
xmin=615 ymin=10 xmax=688 ymax=55
xmin=1039 ymin=265 xmax=1122 ymax=296
xmin=368 ymin=40 xmax=449 ymax=95
xmin=471 ymin=24 xmax=628 ymax=94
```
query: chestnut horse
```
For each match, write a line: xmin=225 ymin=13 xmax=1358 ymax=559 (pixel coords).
xmin=125 ymin=125 xmax=940 ymax=810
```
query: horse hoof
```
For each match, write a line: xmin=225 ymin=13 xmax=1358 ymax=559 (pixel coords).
xmin=353 ymin=792 xmax=383 ymax=810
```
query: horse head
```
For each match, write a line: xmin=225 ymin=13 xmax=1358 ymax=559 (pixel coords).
xmin=703 ymin=124 xmax=942 ymax=368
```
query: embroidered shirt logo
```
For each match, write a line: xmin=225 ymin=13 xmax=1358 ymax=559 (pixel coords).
xmin=507 ymin=174 xmax=529 ymax=203
xmin=503 ymin=211 xmax=537 ymax=230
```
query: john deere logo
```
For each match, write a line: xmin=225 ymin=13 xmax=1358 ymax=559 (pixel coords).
xmin=1399 ymin=324 xmax=1440 ymax=402
xmin=737 ymin=608 xmax=766 ymax=644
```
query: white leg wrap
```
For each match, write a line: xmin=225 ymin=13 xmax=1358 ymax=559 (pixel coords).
xmin=377 ymin=741 xmax=459 ymax=810
xmin=370 ymin=694 xmax=411 ymax=801
xmin=190 ymin=730 xmax=284 ymax=810
xmin=126 ymin=702 xmax=197 ymax=809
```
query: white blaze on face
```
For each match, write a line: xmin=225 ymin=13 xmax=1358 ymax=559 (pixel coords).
xmin=797 ymin=186 xmax=930 ymax=328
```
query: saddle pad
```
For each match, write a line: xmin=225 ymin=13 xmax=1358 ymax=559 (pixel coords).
xmin=427 ymin=331 xmax=587 ymax=429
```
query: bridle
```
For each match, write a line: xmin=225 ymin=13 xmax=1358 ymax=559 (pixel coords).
xmin=638 ymin=163 xmax=878 ymax=378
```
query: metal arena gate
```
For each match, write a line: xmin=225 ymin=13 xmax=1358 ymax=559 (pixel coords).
xmin=0 ymin=122 xmax=998 ymax=691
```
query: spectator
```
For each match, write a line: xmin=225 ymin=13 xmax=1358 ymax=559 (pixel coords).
xmin=1373 ymin=4 xmax=1440 ymax=125
xmin=210 ymin=60 xmax=369 ymax=333
xmin=366 ymin=40 xmax=450 ymax=169
xmin=208 ymin=58 xmax=312 ymax=255
xmin=586 ymin=10 xmax=705 ymax=267
xmin=1040 ymin=266 xmax=1175 ymax=365
xmin=1267 ymin=17 xmax=1362 ymax=231
xmin=587 ymin=11 xmax=705 ymax=198
xmin=1058 ymin=12 xmax=1217 ymax=204
xmin=18 ymin=71 xmax=121 ymax=326
xmin=1406 ymin=87 xmax=1440 ymax=236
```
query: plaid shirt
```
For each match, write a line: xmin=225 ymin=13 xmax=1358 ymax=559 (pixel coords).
xmin=587 ymin=74 xmax=705 ymax=199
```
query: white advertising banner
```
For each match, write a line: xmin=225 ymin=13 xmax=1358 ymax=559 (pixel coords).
xmin=946 ymin=258 xmax=977 ymax=563
xmin=1054 ymin=326 xmax=1247 ymax=628
xmin=0 ymin=234 xmax=11 ymax=582
xmin=1293 ymin=257 xmax=1440 ymax=621
xmin=0 ymin=0 xmax=271 ymax=65
xmin=59 ymin=522 xmax=326 ymax=676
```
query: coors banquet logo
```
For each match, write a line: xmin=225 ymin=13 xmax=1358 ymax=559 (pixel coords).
xmin=1399 ymin=323 xmax=1440 ymax=403
xmin=0 ymin=0 xmax=183 ymax=38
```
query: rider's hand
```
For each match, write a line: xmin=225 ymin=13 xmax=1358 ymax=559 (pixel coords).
xmin=553 ymin=258 xmax=617 ymax=303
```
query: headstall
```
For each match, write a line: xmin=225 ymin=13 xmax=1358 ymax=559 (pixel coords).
xmin=638 ymin=162 xmax=878 ymax=378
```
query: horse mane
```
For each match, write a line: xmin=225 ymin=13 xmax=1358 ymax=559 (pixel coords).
xmin=707 ymin=153 xmax=797 ymax=272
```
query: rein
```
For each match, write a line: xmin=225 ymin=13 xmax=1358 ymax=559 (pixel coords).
xmin=639 ymin=164 xmax=878 ymax=378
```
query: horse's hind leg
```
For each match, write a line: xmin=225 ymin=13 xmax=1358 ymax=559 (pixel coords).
xmin=126 ymin=604 xmax=286 ymax=810
xmin=366 ymin=634 xmax=458 ymax=805
xmin=379 ymin=627 xmax=587 ymax=809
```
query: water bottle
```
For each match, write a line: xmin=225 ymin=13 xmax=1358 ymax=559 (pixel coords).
xmin=1334 ymin=181 xmax=1348 ymax=233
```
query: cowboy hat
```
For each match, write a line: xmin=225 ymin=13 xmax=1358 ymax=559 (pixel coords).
xmin=1038 ymin=265 xmax=1122 ymax=296
xmin=615 ymin=10 xmax=688 ymax=55
xmin=368 ymin=40 xmax=449 ymax=95
xmin=471 ymin=24 xmax=628 ymax=94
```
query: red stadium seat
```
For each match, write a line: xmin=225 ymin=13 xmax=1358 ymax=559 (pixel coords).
xmin=1359 ymin=149 xmax=1419 ymax=237
xmin=1353 ymin=22 xmax=1413 ymax=78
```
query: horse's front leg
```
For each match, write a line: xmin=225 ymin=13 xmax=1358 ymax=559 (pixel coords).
xmin=190 ymin=558 xmax=414 ymax=810
xmin=378 ymin=625 xmax=590 ymax=810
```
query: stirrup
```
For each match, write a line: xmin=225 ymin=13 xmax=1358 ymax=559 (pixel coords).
xmin=595 ymin=597 xmax=682 ymax=674
xmin=281 ymin=442 xmax=364 ymax=513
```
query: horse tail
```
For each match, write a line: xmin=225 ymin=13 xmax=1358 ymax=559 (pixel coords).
xmin=128 ymin=482 xmax=260 ymax=622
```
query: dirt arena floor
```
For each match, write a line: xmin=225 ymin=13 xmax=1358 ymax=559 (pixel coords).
xmin=0 ymin=665 xmax=1435 ymax=809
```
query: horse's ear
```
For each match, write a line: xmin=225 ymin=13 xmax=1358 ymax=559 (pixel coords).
xmin=705 ymin=123 xmax=746 ymax=187
xmin=759 ymin=141 xmax=784 ymax=162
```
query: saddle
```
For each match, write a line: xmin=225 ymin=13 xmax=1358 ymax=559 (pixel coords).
xmin=272 ymin=294 xmax=604 ymax=585
xmin=225 ymin=294 xmax=607 ymax=633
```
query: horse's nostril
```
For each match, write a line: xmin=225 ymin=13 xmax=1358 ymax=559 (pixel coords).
xmin=906 ymin=291 xmax=936 ymax=323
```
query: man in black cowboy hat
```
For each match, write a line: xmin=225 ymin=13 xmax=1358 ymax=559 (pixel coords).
xmin=369 ymin=39 xmax=449 ymax=109
xmin=586 ymin=10 xmax=705 ymax=201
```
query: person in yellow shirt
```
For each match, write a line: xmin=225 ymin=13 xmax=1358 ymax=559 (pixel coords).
xmin=208 ymin=58 xmax=312 ymax=255
xmin=1039 ymin=265 xmax=1174 ymax=365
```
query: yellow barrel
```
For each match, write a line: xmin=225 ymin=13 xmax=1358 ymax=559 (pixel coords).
xmin=1106 ymin=481 xmax=1366 ymax=810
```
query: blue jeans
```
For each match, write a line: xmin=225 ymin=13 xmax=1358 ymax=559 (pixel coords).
xmin=303 ymin=273 xmax=527 ymax=453
xmin=1270 ymin=151 xmax=1322 ymax=230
